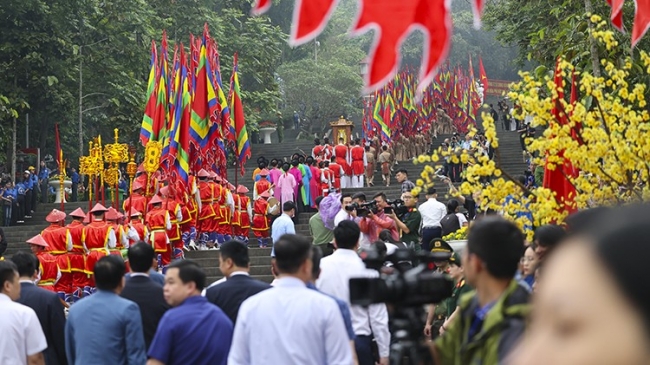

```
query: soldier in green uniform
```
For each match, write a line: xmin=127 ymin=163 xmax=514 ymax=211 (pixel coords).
xmin=424 ymin=238 xmax=453 ymax=339
xmin=439 ymin=252 xmax=474 ymax=336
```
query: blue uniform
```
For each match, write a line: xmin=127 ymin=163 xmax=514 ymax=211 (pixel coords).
xmin=38 ymin=167 xmax=50 ymax=181
xmin=71 ymin=172 xmax=80 ymax=184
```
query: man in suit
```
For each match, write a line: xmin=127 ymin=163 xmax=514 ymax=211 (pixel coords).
xmin=205 ymin=240 xmax=271 ymax=323
xmin=121 ymin=242 xmax=170 ymax=349
xmin=13 ymin=251 xmax=68 ymax=365
xmin=65 ymin=255 xmax=146 ymax=365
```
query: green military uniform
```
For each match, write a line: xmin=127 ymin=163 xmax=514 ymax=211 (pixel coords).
xmin=434 ymin=279 xmax=530 ymax=365
xmin=399 ymin=207 xmax=421 ymax=247
xmin=446 ymin=252 xmax=474 ymax=318
xmin=429 ymin=238 xmax=454 ymax=339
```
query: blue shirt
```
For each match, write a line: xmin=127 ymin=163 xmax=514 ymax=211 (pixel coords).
xmin=15 ymin=183 xmax=25 ymax=195
xmin=2 ymin=188 xmax=17 ymax=200
xmin=270 ymin=213 xmax=296 ymax=256
xmin=65 ymin=290 xmax=146 ymax=365
xmin=148 ymin=296 xmax=233 ymax=365
xmin=23 ymin=177 xmax=33 ymax=190
xmin=71 ymin=172 xmax=80 ymax=184
xmin=38 ymin=167 xmax=50 ymax=180
xmin=30 ymin=174 xmax=38 ymax=185
xmin=307 ymin=282 xmax=356 ymax=340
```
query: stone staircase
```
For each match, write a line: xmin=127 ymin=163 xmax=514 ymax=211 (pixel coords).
xmin=1 ymin=128 xmax=526 ymax=285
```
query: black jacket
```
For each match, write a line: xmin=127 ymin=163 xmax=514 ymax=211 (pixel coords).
xmin=205 ymin=274 xmax=271 ymax=324
xmin=17 ymin=282 xmax=68 ymax=365
xmin=120 ymin=275 xmax=170 ymax=349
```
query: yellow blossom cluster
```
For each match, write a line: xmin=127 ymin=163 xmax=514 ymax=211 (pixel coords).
xmin=413 ymin=23 xmax=650 ymax=241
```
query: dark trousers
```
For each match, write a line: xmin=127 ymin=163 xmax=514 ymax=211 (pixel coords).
xmin=421 ymin=227 xmax=442 ymax=252
xmin=24 ymin=190 xmax=32 ymax=215
xmin=71 ymin=183 xmax=78 ymax=202
xmin=30 ymin=187 xmax=38 ymax=212
xmin=354 ymin=335 xmax=376 ymax=365
xmin=40 ymin=181 xmax=49 ymax=203
xmin=16 ymin=195 xmax=25 ymax=221
xmin=449 ymin=163 xmax=462 ymax=182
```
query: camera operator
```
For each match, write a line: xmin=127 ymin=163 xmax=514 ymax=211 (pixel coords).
xmin=359 ymin=193 xmax=398 ymax=243
xmin=387 ymin=192 xmax=421 ymax=251
xmin=318 ymin=220 xmax=391 ymax=365
xmin=430 ymin=216 xmax=529 ymax=365
xmin=334 ymin=193 xmax=356 ymax=226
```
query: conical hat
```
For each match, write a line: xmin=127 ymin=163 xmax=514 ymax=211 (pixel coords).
xmin=132 ymin=181 xmax=144 ymax=191
xmin=259 ymin=191 xmax=271 ymax=198
xmin=90 ymin=203 xmax=108 ymax=213
xmin=69 ymin=207 xmax=86 ymax=218
xmin=105 ymin=207 xmax=119 ymax=221
xmin=197 ymin=169 xmax=210 ymax=178
xmin=149 ymin=195 xmax=163 ymax=205
xmin=259 ymin=169 xmax=270 ymax=176
xmin=129 ymin=208 xmax=143 ymax=217
xmin=26 ymin=234 xmax=49 ymax=248
xmin=159 ymin=186 xmax=169 ymax=197
xmin=45 ymin=209 xmax=66 ymax=223
xmin=236 ymin=185 xmax=249 ymax=194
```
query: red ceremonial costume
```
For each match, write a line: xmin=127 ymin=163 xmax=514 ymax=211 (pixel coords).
xmin=41 ymin=224 xmax=72 ymax=299
xmin=123 ymin=191 xmax=147 ymax=216
xmin=197 ymin=177 xmax=216 ymax=243
xmin=209 ymin=180 xmax=223 ymax=236
xmin=163 ymin=196 xmax=183 ymax=259
xmin=83 ymin=220 xmax=113 ymax=288
xmin=321 ymin=168 xmax=332 ymax=195
xmin=251 ymin=198 xmax=270 ymax=238
xmin=253 ymin=178 xmax=271 ymax=199
xmin=312 ymin=145 xmax=324 ymax=159
xmin=66 ymin=219 xmax=88 ymax=299
xmin=146 ymin=203 xmax=171 ymax=269
xmin=329 ymin=162 xmax=342 ymax=190
xmin=334 ymin=144 xmax=351 ymax=175
xmin=36 ymin=251 xmax=59 ymax=292
xmin=217 ymin=184 xmax=232 ymax=237
xmin=351 ymin=145 xmax=366 ymax=175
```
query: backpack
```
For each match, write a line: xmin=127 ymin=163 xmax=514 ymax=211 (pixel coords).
xmin=440 ymin=213 xmax=461 ymax=237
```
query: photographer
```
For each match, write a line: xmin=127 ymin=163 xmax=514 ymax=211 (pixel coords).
xmin=430 ymin=216 xmax=529 ymax=365
xmin=388 ymin=192 xmax=421 ymax=250
xmin=359 ymin=193 xmax=398 ymax=243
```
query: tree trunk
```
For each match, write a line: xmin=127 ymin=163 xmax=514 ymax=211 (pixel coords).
xmin=584 ymin=0 xmax=602 ymax=77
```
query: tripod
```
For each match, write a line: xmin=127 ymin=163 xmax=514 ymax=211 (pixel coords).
xmin=388 ymin=306 xmax=435 ymax=365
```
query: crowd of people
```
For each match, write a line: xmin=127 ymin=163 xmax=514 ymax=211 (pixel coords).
xmin=3 ymin=201 xmax=650 ymax=365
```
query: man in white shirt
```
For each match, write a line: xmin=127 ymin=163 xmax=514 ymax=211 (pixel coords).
xmin=0 ymin=260 xmax=47 ymax=365
xmin=229 ymin=234 xmax=352 ymax=365
xmin=318 ymin=220 xmax=391 ymax=365
xmin=334 ymin=193 xmax=356 ymax=226
xmin=419 ymin=187 xmax=447 ymax=252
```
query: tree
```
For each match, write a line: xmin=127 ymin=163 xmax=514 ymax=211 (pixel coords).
xmin=412 ymin=23 xmax=650 ymax=239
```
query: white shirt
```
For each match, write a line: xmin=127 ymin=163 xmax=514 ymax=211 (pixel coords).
xmin=0 ymin=293 xmax=48 ymax=365
xmin=334 ymin=210 xmax=371 ymax=249
xmin=229 ymin=277 xmax=352 ymax=365
xmin=317 ymin=249 xmax=391 ymax=357
xmin=456 ymin=212 xmax=468 ymax=227
xmin=419 ymin=198 xmax=447 ymax=228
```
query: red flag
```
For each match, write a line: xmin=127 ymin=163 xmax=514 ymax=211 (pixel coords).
xmin=544 ymin=59 xmax=577 ymax=215
xmin=607 ymin=0 xmax=625 ymax=31
xmin=478 ymin=56 xmax=488 ymax=94
xmin=471 ymin=0 xmax=485 ymax=27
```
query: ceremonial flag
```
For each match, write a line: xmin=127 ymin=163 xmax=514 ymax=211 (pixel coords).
xmin=479 ymin=56 xmax=488 ymax=93
xmin=171 ymin=47 xmax=192 ymax=185
xmin=544 ymin=58 xmax=577 ymax=215
xmin=229 ymin=53 xmax=251 ymax=176
xmin=140 ymin=41 xmax=158 ymax=146
xmin=189 ymin=31 xmax=218 ymax=151
xmin=151 ymin=37 xmax=168 ymax=145
xmin=373 ymin=93 xmax=389 ymax=141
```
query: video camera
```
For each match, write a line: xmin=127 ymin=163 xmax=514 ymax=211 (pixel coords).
xmin=350 ymin=248 xmax=454 ymax=365
xmin=345 ymin=200 xmax=378 ymax=216
xmin=384 ymin=198 xmax=407 ymax=216
xmin=350 ymin=248 xmax=453 ymax=307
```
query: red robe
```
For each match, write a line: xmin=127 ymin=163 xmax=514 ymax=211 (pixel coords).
xmin=146 ymin=208 xmax=169 ymax=253
xmin=83 ymin=221 xmax=112 ymax=276
xmin=329 ymin=163 xmax=342 ymax=190
xmin=251 ymin=199 xmax=270 ymax=238
xmin=66 ymin=221 xmax=88 ymax=288
xmin=351 ymin=146 xmax=366 ymax=175
xmin=197 ymin=180 xmax=216 ymax=233
xmin=41 ymin=225 xmax=71 ymax=294
xmin=123 ymin=193 xmax=147 ymax=215
xmin=334 ymin=144 xmax=351 ymax=175
xmin=36 ymin=251 xmax=59 ymax=292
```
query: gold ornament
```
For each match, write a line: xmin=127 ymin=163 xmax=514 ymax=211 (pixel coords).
xmin=144 ymin=140 xmax=162 ymax=174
